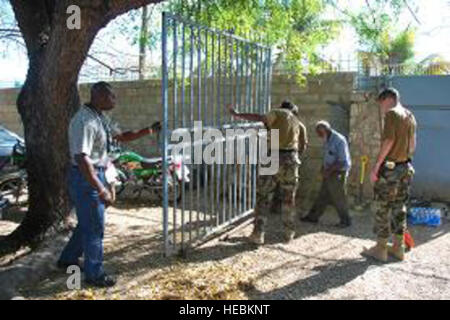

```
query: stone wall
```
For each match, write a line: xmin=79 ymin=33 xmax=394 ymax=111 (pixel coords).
xmin=271 ymin=73 xmax=355 ymax=210
xmin=0 ymin=88 xmax=23 ymax=135
xmin=0 ymin=73 xmax=362 ymax=206
xmin=347 ymin=93 xmax=382 ymax=205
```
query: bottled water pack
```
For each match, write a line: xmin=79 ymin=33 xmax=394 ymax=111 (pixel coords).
xmin=408 ymin=207 xmax=442 ymax=227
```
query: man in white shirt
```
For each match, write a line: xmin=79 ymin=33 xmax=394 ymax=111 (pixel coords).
xmin=58 ymin=82 xmax=160 ymax=287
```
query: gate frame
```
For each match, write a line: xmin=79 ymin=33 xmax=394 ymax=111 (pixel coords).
xmin=161 ymin=12 xmax=272 ymax=256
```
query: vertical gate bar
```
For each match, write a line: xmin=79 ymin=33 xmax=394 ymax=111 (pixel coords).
xmin=190 ymin=25 xmax=195 ymax=128
xmin=188 ymin=25 xmax=194 ymax=243
xmin=211 ymin=33 xmax=216 ymax=127
xmin=251 ymin=44 xmax=255 ymax=114
xmin=267 ymin=48 xmax=272 ymax=113
xmin=261 ymin=49 xmax=267 ymax=114
xmin=161 ymin=12 xmax=170 ymax=256
xmin=257 ymin=46 xmax=263 ymax=114
xmin=239 ymin=42 xmax=245 ymax=124
xmin=222 ymin=35 xmax=228 ymax=222
xmin=196 ymin=26 xmax=202 ymax=239
xmin=261 ymin=47 xmax=265 ymax=112
xmin=233 ymin=133 xmax=237 ymax=218
xmin=210 ymin=31 xmax=216 ymax=227
xmin=244 ymin=44 xmax=250 ymax=212
xmin=245 ymin=44 xmax=250 ymax=116
xmin=236 ymin=40 xmax=241 ymax=113
xmin=181 ymin=24 xmax=186 ymax=128
xmin=217 ymin=34 xmax=222 ymax=127
xmin=255 ymin=44 xmax=259 ymax=114
xmin=228 ymin=39 xmax=236 ymax=219
xmin=173 ymin=19 xmax=178 ymax=129
xmin=216 ymin=139 xmax=221 ymax=227
xmin=233 ymin=40 xmax=240 ymax=218
xmin=229 ymin=38 xmax=235 ymax=219
xmin=222 ymin=137 xmax=227 ymax=223
xmin=204 ymin=31 xmax=209 ymax=126
xmin=180 ymin=22 xmax=186 ymax=253
xmin=216 ymin=34 xmax=222 ymax=225
xmin=172 ymin=18 xmax=178 ymax=249
xmin=241 ymin=137 xmax=246 ymax=213
xmin=203 ymin=30 xmax=208 ymax=234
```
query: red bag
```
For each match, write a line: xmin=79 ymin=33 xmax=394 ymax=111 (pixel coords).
xmin=404 ymin=230 xmax=415 ymax=249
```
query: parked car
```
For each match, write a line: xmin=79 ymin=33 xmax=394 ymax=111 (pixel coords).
xmin=0 ymin=125 xmax=23 ymax=166
xmin=0 ymin=125 xmax=27 ymax=204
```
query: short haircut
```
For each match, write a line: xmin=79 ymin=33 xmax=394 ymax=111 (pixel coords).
xmin=280 ymin=100 xmax=299 ymax=115
xmin=377 ymin=87 xmax=400 ymax=102
xmin=91 ymin=81 xmax=112 ymax=96
xmin=315 ymin=120 xmax=331 ymax=131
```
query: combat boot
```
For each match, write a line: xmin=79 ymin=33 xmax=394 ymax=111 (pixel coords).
xmin=362 ymin=238 xmax=388 ymax=262
xmin=284 ymin=230 xmax=295 ymax=243
xmin=248 ymin=231 xmax=265 ymax=245
xmin=388 ymin=235 xmax=405 ymax=261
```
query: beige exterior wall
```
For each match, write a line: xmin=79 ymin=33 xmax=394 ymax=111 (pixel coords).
xmin=1 ymin=73 xmax=379 ymax=206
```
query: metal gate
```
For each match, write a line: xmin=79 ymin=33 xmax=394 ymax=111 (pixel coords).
xmin=390 ymin=75 xmax=450 ymax=201
xmin=161 ymin=13 xmax=272 ymax=256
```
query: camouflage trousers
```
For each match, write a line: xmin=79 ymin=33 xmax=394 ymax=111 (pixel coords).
xmin=254 ymin=151 xmax=300 ymax=233
xmin=374 ymin=163 xmax=414 ymax=239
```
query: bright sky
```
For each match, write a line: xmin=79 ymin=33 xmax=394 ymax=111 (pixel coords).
xmin=0 ymin=0 xmax=449 ymax=85
xmin=323 ymin=0 xmax=450 ymax=62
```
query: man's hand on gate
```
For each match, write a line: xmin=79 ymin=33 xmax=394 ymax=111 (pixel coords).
xmin=226 ymin=104 xmax=237 ymax=116
xmin=150 ymin=121 xmax=162 ymax=133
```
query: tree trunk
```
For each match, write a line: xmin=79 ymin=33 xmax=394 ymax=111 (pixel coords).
xmin=139 ymin=5 xmax=149 ymax=80
xmin=0 ymin=0 xmax=164 ymax=256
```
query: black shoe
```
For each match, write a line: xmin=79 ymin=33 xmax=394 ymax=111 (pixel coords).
xmin=57 ymin=260 xmax=84 ymax=272
xmin=300 ymin=215 xmax=319 ymax=224
xmin=85 ymin=274 xmax=116 ymax=288
xmin=334 ymin=221 xmax=352 ymax=228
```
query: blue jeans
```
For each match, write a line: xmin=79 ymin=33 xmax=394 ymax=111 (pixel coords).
xmin=59 ymin=167 xmax=106 ymax=281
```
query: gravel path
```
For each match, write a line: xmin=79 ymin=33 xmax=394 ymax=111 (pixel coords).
xmin=2 ymin=202 xmax=449 ymax=300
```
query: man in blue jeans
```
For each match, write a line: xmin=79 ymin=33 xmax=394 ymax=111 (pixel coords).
xmin=58 ymin=82 xmax=160 ymax=287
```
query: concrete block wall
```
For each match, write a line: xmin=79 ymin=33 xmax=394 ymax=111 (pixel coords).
xmin=0 ymin=88 xmax=23 ymax=135
xmin=271 ymin=73 xmax=355 ymax=210
xmin=348 ymin=93 xmax=382 ymax=203
xmin=0 ymin=73 xmax=358 ymax=207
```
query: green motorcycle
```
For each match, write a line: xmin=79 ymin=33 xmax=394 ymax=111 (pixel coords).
xmin=111 ymin=149 xmax=190 ymax=202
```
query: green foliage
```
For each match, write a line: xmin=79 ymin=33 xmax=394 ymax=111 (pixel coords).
xmin=157 ymin=0 xmax=340 ymax=81
xmin=333 ymin=0 xmax=418 ymax=66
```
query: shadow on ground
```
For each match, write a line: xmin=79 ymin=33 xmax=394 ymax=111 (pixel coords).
xmin=17 ymin=204 xmax=450 ymax=299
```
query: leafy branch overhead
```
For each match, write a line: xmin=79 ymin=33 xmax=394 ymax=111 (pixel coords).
xmin=328 ymin=0 xmax=418 ymax=66
xmin=169 ymin=0 xmax=341 ymax=78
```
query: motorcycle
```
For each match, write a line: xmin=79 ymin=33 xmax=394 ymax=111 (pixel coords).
xmin=0 ymin=140 xmax=28 ymax=205
xmin=110 ymin=148 xmax=190 ymax=202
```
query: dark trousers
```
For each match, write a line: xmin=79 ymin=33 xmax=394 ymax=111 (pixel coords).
xmin=59 ymin=167 xmax=106 ymax=281
xmin=309 ymin=172 xmax=351 ymax=224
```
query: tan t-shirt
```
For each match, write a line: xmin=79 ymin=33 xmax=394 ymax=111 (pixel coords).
xmin=265 ymin=108 xmax=307 ymax=151
xmin=382 ymin=106 xmax=417 ymax=162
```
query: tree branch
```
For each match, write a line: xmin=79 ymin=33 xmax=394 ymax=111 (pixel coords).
xmin=108 ymin=0 xmax=164 ymax=19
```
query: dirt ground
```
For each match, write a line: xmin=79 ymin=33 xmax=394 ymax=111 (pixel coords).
xmin=1 ymin=201 xmax=449 ymax=300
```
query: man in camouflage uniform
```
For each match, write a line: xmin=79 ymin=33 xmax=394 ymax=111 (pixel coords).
xmin=227 ymin=101 xmax=308 ymax=244
xmin=362 ymin=88 xmax=417 ymax=262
